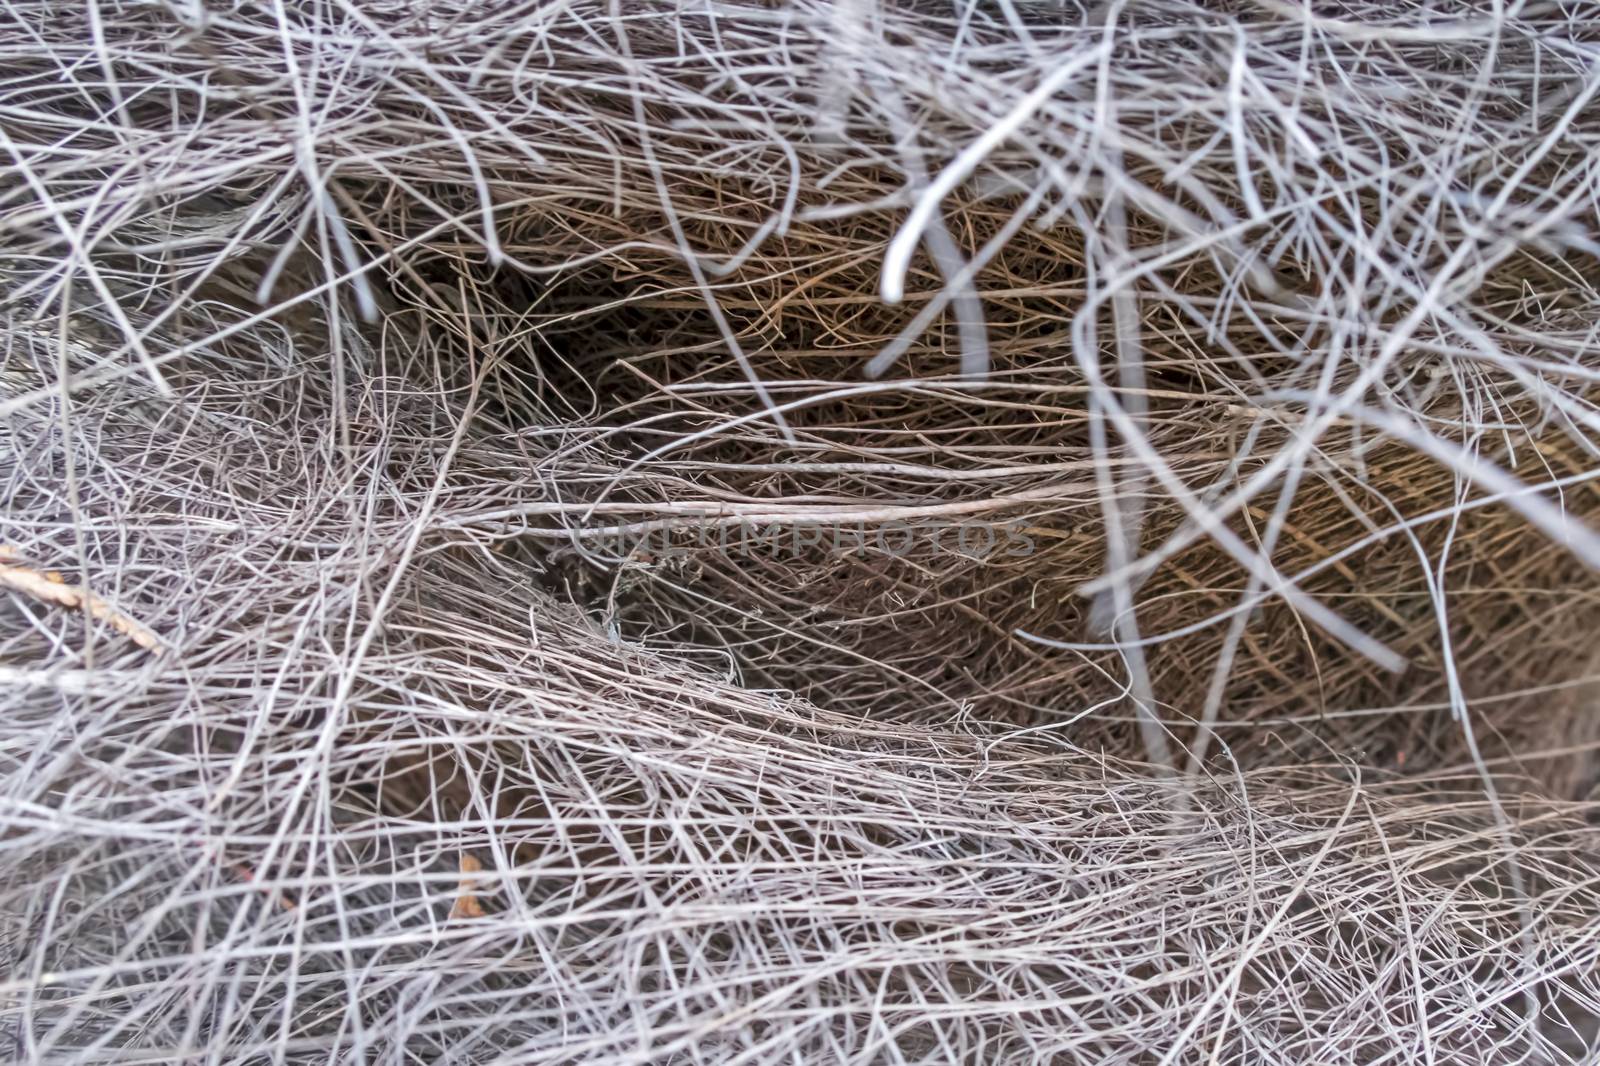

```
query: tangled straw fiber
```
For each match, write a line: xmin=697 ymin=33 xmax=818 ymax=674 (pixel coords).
xmin=4 ymin=0 xmax=1600 ymax=1061
xmin=5 ymin=321 xmax=1600 ymax=1062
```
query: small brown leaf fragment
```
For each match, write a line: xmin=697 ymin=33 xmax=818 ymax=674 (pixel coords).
xmin=234 ymin=862 xmax=296 ymax=910
xmin=449 ymin=854 xmax=486 ymax=920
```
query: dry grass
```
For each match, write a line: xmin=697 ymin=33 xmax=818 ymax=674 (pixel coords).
xmin=3 ymin=0 xmax=1600 ymax=1060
